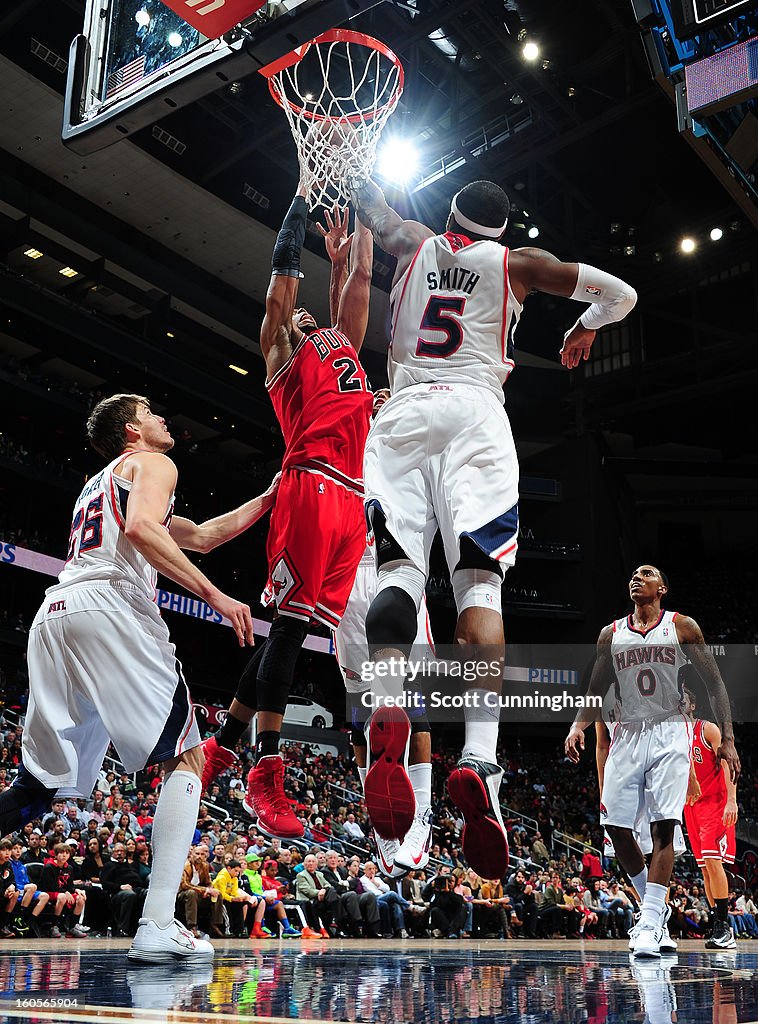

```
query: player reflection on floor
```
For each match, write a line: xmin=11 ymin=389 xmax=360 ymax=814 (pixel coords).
xmin=0 ymin=947 xmax=750 ymax=1023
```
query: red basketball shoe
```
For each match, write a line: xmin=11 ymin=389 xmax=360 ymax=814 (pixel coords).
xmin=243 ymin=755 xmax=304 ymax=839
xmin=200 ymin=736 xmax=237 ymax=794
xmin=363 ymin=706 xmax=415 ymax=840
xmin=447 ymin=758 xmax=509 ymax=880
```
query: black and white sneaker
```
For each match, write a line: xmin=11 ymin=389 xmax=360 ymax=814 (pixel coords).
xmin=705 ymin=918 xmax=736 ymax=950
xmin=659 ymin=903 xmax=677 ymax=953
xmin=447 ymin=758 xmax=508 ymax=880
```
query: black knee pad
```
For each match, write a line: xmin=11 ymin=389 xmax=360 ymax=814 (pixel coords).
xmin=347 ymin=691 xmax=370 ymax=741
xmin=410 ymin=709 xmax=431 ymax=734
xmin=455 ymin=536 xmax=504 ymax=576
xmin=350 ymin=728 xmax=367 ymax=748
xmin=256 ymin=615 xmax=309 ymax=715
xmin=367 ymin=502 xmax=411 ymax=569
xmin=365 ymin=586 xmax=418 ymax=658
xmin=234 ymin=640 xmax=267 ymax=709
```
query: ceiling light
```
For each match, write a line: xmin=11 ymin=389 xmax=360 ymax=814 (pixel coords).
xmin=710 ymin=227 xmax=723 ymax=241
xmin=680 ymin=237 xmax=696 ymax=254
xmin=168 ymin=32 xmax=183 ymax=47
xmin=135 ymin=9 xmax=150 ymax=28
xmin=624 ymin=245 xmax=636 ymax=256
xmin=24 ymin=248 xmax=43 ymax=259
xmin=59 ymin=266 xmax=78 ymax=277
xmin=166 ymin=331 xmax=174 ymax=338
xmin=522 ymin=41 xmax=540 ymax=62
xmin=527 ymin=226 xmax=540 ymax=239
xmin=229 ymin=364 xmax=249 ymax=376
xmin=376 ymin=138 xmax=420 ymax=186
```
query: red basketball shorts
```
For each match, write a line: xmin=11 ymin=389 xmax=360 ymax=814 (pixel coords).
xmin=262 ymin=468 xmax=365 ymax=629
xmin=684 ymin=795 xmax=736 ymax=866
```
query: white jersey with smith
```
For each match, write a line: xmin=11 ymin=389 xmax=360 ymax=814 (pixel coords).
xmin=388 ymin=232 xmax=522 ymax=402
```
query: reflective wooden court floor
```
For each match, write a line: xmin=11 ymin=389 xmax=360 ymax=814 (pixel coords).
xmin=0 ymin=938 xmax=756 ymax=1024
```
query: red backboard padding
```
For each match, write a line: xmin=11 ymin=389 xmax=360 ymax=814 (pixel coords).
xmin=160 ymin=0 xmax=267 ymax=38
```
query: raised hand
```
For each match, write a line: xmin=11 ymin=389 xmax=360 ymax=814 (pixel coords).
xmin=317 ymin=205 xmax=353 ymax=265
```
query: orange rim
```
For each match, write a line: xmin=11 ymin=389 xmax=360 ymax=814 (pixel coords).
xmin=262 ymin=28 xmax=404 ymax=126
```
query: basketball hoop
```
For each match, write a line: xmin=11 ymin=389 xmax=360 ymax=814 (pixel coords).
xmin=260 ymin=29 xmax=404 ymax=210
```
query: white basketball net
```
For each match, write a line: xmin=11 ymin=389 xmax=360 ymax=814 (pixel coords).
xmin=269 ymin=34 xmax=403 ymax=211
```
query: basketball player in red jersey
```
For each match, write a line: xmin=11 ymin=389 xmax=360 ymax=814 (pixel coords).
xmin=349 ymin=174 xmax=636 ymax=879
xmin=682 ymin=685 xmax=739 ymax=949
xmin=201 ymin=184 xmax=374 ymax=837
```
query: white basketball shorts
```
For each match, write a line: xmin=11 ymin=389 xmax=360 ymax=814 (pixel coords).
xmin=364 ymin=383 xmax=520 ymax=580
xmin=600 ymin=718 xmax=691 ymax=831
xmin=24 ymin=580 xmax=200 ymax=797
xmin=334 ymin=554 xmax=435 ymax=687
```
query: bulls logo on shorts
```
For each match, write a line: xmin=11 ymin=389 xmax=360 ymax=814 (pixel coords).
xmin=266 ymin=552 xmax=301 ymax=605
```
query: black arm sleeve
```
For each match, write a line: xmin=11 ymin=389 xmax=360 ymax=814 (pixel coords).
xmin=272 ymin=194 xmax=308 ymax=279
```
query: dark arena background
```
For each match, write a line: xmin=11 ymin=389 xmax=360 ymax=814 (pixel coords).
xmin=1 ymin=1 xmax=758 ymax=1022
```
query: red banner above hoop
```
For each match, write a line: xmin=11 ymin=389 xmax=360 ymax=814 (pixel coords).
xmin=160 ymin=0 xmax=267 ymax=39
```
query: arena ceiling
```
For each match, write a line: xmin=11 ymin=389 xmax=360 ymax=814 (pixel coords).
xmin=0 ymin=0 xmax=756 ymax=467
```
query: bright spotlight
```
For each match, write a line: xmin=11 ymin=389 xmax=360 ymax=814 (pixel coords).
xmin=168 ymin=32 xmax=183 ymax=47
xmin=710 ymin=227 xmax=723 ymax=241
xmin=680 ymin=237 xmax=696 ymax=254
xmin=376 ymin=138 xmax=419 ymax=186
xmin=522 ymin=41 xmax=540 ymax=62
xmin=528 ymin=225 xmax=540 ymax=239
xmin=135 ymin=9 xmax=150 ymax=28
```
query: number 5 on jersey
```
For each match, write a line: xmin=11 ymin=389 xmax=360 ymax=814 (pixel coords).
xmin=416 ymin=296 xmax=467 ymax=358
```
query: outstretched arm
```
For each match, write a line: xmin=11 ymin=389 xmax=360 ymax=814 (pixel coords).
xmin=676 ymin=614 xmax=740 ymax=782
xmin=260 ymin=183 xmax=308 ymax=377
xmin=335 ymin=215 xmax=373 ymax=353
xmin=123 ymin=453 xmax=254 ymax=646
xmin=169 ymin=473 xmax=280 ymax=553
xmin=317 ymin=206 xmax=352 ymax=326
xmin=508 ymin=247 xmax=637 ymax=369
xmin=565 ymin=624 xmax=614 ymax=762
xmin=350 ymin=176 xmax=432 ymax=266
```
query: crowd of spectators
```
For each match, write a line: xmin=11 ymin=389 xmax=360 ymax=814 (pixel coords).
xmin=0 ymin=710 xmax=755 ymax=944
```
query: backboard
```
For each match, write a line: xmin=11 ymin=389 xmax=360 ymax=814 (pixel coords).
xmin=62 ymin=0 xmax=382 ymax=154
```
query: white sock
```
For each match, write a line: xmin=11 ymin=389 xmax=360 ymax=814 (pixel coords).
xmin=408 ymin=763 xmax=432 ymax=816
xmin=461 ymin=690 xmax=500 ymax=763
xmin=630 ymin=866 xmax=648 ymax=903
xmin=357 ymin=766 xmax=367 ymax=790
xmin=640 ymin=882 xmax=667 ymax=930
xmin=141 ymin=769 xmax=201 ymax=928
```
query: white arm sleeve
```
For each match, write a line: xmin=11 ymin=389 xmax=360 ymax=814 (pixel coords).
xmin=569 ymin=263 xmax=637 ymax=331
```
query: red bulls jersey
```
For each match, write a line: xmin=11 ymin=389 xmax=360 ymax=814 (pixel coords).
xmin=691 ymin=718 xmax=726 ymax=801
xmin=266 ymin=327 xmax=372 ymax=490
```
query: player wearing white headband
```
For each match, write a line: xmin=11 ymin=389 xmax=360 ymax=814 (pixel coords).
xmin=350 ymin=175 xmax=637 ymax=881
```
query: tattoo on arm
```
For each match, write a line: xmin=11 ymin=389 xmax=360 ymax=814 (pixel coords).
xmin=680 ymin=616 xmax=735 ymax=740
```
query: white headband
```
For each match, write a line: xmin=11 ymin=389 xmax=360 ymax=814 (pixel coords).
xmin=450 ymin=193 xmax=507 ymax=239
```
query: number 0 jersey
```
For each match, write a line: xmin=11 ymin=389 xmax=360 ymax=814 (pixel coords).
xmin=57 ymin=452 xmax=174 ymax=601
xmin=266 ymin=327 xmax=373 ymax=490
xmin=609 ymin=610 xmax=687 ymax=725
xmin=388 ymin=232 xmax=522 ymax=402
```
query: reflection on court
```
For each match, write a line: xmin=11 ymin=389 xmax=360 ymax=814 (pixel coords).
xmin=0 ymin=940 xmax=754 ymax=1023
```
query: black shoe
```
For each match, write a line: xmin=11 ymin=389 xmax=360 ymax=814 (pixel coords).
xmin=705 ymin=919 xmax=736 ymax=950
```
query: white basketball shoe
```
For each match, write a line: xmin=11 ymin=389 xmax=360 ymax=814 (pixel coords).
xmin=128 ymin=919 xmax=215 ymax=964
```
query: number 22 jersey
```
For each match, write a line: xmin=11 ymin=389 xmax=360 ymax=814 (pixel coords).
xmin=266 ymin=327 xmax=373 ymax=489
xmin=388 ymin=232 xmax=523 ymax=402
